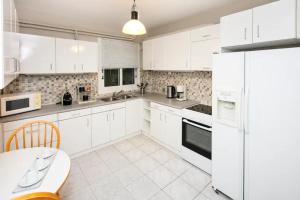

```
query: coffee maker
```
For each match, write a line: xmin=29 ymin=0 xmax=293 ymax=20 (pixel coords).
xmin=176 ymin=85 xmax=187 ymax=101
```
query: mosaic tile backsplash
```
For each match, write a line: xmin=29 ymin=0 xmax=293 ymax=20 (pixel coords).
xmin=2 ymin=74 xmax=98 ymax=105
xmin=141 ymin=71 xmax=212 ymax=106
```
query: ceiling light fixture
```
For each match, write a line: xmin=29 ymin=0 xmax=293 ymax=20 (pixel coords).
xmin=122 ymin=0 xmax=146 ymax=35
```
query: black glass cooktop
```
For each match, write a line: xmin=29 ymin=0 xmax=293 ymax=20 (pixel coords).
xmin=186 ymin=104 xmax=212 ymax=115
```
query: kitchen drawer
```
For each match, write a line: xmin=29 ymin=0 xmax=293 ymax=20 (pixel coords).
xmin=3 ymin=114 xmax=58 ymax=132
xmin=191 ymin=24 xmax=220 ymax=42
xmin=151 ymin=102 xmax=182 ymax=116
xmin=4 ymin=121 xmax=59 ymax=151
xmin=58 ymin=108 xmax=91 ymax=121
xmin=91 ymin=105 xmax=112 ymax=114
xmin=110 ymin=102 xmax=125 ymax=110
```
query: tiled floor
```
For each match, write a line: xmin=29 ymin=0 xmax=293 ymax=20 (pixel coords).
xmin=60 ymin=134 xmax=230 ymax=200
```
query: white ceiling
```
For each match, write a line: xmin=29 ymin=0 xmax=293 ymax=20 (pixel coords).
xmin=15 ymin=0 xmax=273 ymax=37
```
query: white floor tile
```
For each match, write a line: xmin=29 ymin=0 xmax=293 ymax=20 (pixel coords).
xmin=74 ymin=152 xmax=102 ymax=166
xmin=149 ymin=191 xmax=173 ymax=200
xmin=123 ymin=148 xmax=147 ymax=162
xmin=80 ymin=161 xmax=112 ymax=184
xmin=115 ymin=164 xmax=144 ymax=186
xmin=202 ymin=184 xmax=231 ymax=200
xmin=113 ymin=188 xmax=136 ymax=200
xmin=147 ymin=165 xmax=177 ymax=188
xmin=127 ymin=135 xmax=148 ymax=147
xmin=61 ymin=187 xmax=96 ymax=200
xmin=194 ymin=194 xmax=210 ymax=200
xmin=164 ymin=158 xmax=192 ymax=176
xmin=114 ymin=140 xmax=135 ymax=153
xmin=150 ymin=149 xmax=176 ymax=164
xmin=96 ymin=145 xmax=122 ymax=161
xmin=163 ymin=178 xmax=199 ymax=200
xmin=181 ymin=166 xmax=211 ymax=192
xmin=103 ymin=154 xmax=130 ymax=172
xmin=126 ymin=176 xmax=160 ymax=200
xmin=60 ymin=171 xmax=89 ymax=197
xmin=139 ymin=140 xmax=162 ymax=154
xmin=134 ymin=156 xmax=161 ymax=173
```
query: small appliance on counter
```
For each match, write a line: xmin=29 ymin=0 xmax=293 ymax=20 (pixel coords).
xmin=76 ymin=83 xmax=96 ymax=104
xmin=62 ymin=89 xmax=72 ymax=106
xmin=166 ymin=85 xmax=176 ymax=98
xmin=176 ymin=85 xmax=187 ymax=101
xmin=0 ymin=92 xmax=42 ymax=117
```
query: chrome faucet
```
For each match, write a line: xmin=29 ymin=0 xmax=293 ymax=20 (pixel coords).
xmin=112 ymin=90 xmax=124 ymax=98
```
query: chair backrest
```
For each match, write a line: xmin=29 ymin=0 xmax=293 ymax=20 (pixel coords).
xmin=12 ymin=192 xmax=59 ymax=200
xmin=6 ymin=120 xmax=61 ymax=152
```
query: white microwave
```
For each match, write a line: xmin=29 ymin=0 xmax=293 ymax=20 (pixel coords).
xmin=0 ymin=92 xmax=42 ymax=117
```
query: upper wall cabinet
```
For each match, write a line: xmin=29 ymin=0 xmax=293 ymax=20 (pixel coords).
xmin=99 ymin=38 xmax=139 ymax=69
xmin=221 ymin=0 xmax=299 ymax=49
xmin=1 ymin=0 xmax=20 ymax=89
xmin=164 ymin=31 xmax=190 ymax=71
xmin=20 ymin=34 xmax=56 ymax=74
xmin=142 ymin=40 xmax=153 ymax=70
xmin=220 ymin=9 xmax=253 ymax=48
xmin=142 ymin=24 xmax=220 ymax=71
xmin=253 ymin=0 xmax=297 ymax=43
xmin=190 ymin=24 xmax=220 ymax=71
xmin=56 ymin=38 xmax=98 ymax=73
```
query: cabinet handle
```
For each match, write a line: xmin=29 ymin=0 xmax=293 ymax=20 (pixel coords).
xmin=107 ymin=114 xmax=109 ymax=121
xmin=160 ymin=113 xmax=162 ymax=121
xmin=244 ymin=28 xmax=247 ymax=40
xmin=257 ymin=25 xmax=260 ymax=38
xmin=86 ymin=118 xmax=89 ymax=127
xmin=81 ymin=64 xmax=84 ymax=71
xmin=50 ymin=64 xmax=53 ymax=71
xmin=112 ymin=112 xmax=115 ymax=120
xmin=202 ymin=34 xmax=211 ymax=38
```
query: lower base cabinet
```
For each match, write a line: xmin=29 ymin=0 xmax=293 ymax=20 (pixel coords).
xmin=92 ymin=111 xmax=110 ymax=147
xmin=151 ymin=103 xmax=182 ymax=152
xmin=110 ymin=108 xmax=125 ymax=140
xmin=59 ymin=115 xmax=91 ymax=155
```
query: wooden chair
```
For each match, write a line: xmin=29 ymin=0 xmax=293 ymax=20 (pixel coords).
xmin=6 ymin=120 xmax=61 ymax=152
xmin=12 ymin=192 xmax=59 ymax=200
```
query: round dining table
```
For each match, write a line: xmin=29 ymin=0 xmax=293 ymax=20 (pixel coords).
xmin=0 ymin=148 xmax=71 ymax=200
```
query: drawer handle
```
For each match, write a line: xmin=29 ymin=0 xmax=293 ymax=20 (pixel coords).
xmin=202 ymin=34 xmax=211 ymax=38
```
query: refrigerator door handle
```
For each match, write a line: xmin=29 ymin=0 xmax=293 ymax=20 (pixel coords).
xmin=244 ymin=88 xmax=250 ymax=134
xmin=238 ymin=88 xmax=244 ymax=132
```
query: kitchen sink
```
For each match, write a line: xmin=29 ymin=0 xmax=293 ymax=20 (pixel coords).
xmin=100 ymin=95 xmax=134 ymax=102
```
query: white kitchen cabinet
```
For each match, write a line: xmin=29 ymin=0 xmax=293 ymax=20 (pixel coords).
xmin=78 ymin=40 xmax=98 ymax=73
xmin=126 ymin=99 xmax=142 ymax=134
xmin=220 ymin=9 xmax=253 ymax=48
xmin=56 ymin=38 xmax=98 ymax=74
xmin=191 ymin=24 xmax=219 ymax=42
xmin=253 ymin=0 xmax=297 ymax=44
xmin=190 ymin=39 xmax=220 ymax=71
xmin=110 ymin=108 xmax=125 ymax=140
xmin=91 ymin=111 xmax=110 ymax=147
xmin=55 ymin=38 xmax=78 ymax=73
xmin=1 ymin=0 xmax=20 ymax=89
xmin=59 ymin=114 xmax=92 ymax=155
xmin=152 ymin=37 xmax=165 ymax=70
xmin=151 ymin=103 xmax=182 ymax=151
xmin=142 ymin=40 xmax=153 ymax=70
xmin=164 ymin=31 xmax=190 ymax=71
xmin=20 ymin=34 xmax=55 ymax=74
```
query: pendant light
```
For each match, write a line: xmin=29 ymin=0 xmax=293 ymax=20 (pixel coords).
xmin=122 ymin=0 xmax=146 ymax=35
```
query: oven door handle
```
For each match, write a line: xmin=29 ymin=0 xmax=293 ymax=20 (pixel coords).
xmin=183 ymin=119 xmax=212 ymax=132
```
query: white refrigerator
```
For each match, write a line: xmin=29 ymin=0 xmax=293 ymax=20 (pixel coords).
xmin=212 ymin=48 xmax=300 ymax=200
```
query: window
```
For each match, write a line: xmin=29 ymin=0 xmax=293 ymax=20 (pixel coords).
xmin=122 ymin=68 xmax=135 ymax=85
xmin=104 ymin=69 xmax=120 ymax=87
xmin=100 ymin=68 xmax=139 ymax=94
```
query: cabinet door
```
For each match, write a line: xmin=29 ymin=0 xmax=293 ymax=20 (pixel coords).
xmin=150 ymin=108 xmax=162 ymax=140
xmin=20 ymin=34 xmax=55 ymax=74
xmin=142 ymin=40 xmax=153 ymax=70
xmin=220 ymin=9 xmax=253 ymax=48
xmin=110 ymin=108 xmax=125 ymax=140
xmin=190 ymin=38 xmax=220 ymax=71
xmin=152 ymin=37 xmax=165 ymax=70
xmin=126 ymin=99 xmax=142 ymax=134
xmin=56 ymin=38 xmax=78 ymax=73
xmin=253 ymin=0 xmax=297 ymax=43
xmin=164 ymin=32 xmax=190 ymax=71
xmin=165 ymin=113 xmax=182 ymax=151
xmin=92 ymin=112 xmax=110 ymax=147
xmin=59 ymin=115 xmax=91 ymax=155
xmin=78 ymin=40 xmax=98 ymax=73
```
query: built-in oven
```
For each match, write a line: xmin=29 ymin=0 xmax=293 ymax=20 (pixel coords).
xmin=182 ymin=118 xmax=212 ymax=160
